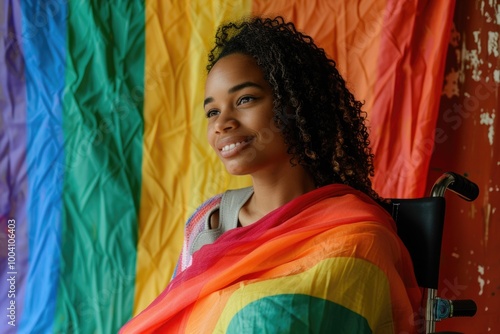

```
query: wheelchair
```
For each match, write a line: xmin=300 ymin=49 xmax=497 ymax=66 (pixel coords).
xmin=384 ymin=172 xmax=479 ymax=334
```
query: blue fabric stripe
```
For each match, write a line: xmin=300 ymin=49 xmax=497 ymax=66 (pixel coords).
xmin=19 ymin=1 xmax=67 ymax=332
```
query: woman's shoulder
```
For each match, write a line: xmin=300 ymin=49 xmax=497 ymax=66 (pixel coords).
xmin=175 ymin=193 xmax=224 ymax=274
xmin=176 ymin=188 xmax=251 ymax=274
xmin=185 ymin=193 xmax=224 ymax=230
xmin=185 ymin=186 xmax=253 ymax=232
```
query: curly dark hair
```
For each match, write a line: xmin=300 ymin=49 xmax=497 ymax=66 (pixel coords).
xmin=207 ymin=16 xmax=381 ymax=201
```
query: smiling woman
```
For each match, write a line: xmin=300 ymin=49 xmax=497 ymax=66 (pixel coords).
xmin=204 ymin=53 xmax=315 ymax=226
xmin=120 ymin=16 xmax=422 ymax=334
xmin=205 ymin=54 xmax=300 ymax=180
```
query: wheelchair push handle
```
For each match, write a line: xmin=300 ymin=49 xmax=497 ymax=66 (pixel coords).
xmin=431 ymin=172 xmax=479 ymax=201
xmin=435 ymin=298 xmax=477 ymax=320
xmin=452 ymin=299 xmax=477 ymax=317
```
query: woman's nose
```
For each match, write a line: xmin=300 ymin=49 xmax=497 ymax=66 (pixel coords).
xmin=214 ymin=110 xmax=238 ymax=133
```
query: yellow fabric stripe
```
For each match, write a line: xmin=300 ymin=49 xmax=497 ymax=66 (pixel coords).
xmin=185 ymin=1 xmax=253 ymax=213
xmin=135 ymin=0 xmax=251 ymax=315
xmin=212 ymin=257 xmax=394 ymax=333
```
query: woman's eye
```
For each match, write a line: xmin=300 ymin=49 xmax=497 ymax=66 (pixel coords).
xmin=206 ymin=110 xmax=219 ymax=118
xmin=238 ymin=96 xmax=254 ymax=105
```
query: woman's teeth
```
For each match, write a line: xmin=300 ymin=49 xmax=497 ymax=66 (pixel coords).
xmin=221 ymin=141 xmax=246 ymax=152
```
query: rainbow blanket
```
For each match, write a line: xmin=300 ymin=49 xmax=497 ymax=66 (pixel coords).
xmin=120 ymin=185 xmax=422 ymax=333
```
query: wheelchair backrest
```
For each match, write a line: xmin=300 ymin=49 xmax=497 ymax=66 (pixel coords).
xmin=383 ymin=197 xmax=446 ymax=290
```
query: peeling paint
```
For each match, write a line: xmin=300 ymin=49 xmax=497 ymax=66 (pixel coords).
xmin=496 ymin=1 xmax=500 ymax=24
xmin=478 ymin=265 xmax=485 ymax=275
xmin=478 ymin=265 xmax=485 ymax=295
xmin=494 ymin=69 xmax=500 ymax=82
xmin=470 ymin=49 xmax=482 ymax=81
xmin=479 ymin=109 xmax=496 ymax=145
xmin=487 ymin=30 xmax=499 ymax=56
xmin=459 ymin=2 xmax=500 ymax=85
xmin=478 ymin=276 xmax=485 ymax=295
xmin=460 ymin=31 xmax=483 ymax=81
xmin=473 ymin=30 xmax=482 ymax=54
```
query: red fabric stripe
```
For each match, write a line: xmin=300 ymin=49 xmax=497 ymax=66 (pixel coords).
xmin=370 ymin=0 xmax=456 ymax=198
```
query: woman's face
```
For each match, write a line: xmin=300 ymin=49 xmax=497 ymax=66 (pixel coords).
xmin=204 ymin=53 xmax=290 ymax=176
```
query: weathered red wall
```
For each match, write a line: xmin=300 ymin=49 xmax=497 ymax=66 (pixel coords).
xmin=426 ymin=1 xmax=499 ymax=333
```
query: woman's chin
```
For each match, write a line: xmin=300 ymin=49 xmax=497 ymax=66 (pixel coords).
xmin=223 ymin=162 xmax=251 ymax=176
xmin=224 ymin=167 xmax=249 ymax=176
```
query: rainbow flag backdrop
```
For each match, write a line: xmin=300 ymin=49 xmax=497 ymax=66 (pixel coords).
xmin=1 ymin=0 xmax=454 ymax=333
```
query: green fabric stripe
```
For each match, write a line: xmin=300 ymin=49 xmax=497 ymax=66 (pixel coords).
xmin=227 ymin=294 xmax=372 ymax=333
xmin=58 ymin=1 xmax=144 ymax=333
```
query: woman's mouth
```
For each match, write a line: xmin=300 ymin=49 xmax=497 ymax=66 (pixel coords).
xmin=221 ymin=141 xmax=245 ymax=152
xmin=219 ymin=138 xmax=253 ymax=158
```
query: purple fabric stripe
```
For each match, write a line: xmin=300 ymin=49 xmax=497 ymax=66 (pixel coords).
xmin=0 ymin=1 xmax=28 ymax=333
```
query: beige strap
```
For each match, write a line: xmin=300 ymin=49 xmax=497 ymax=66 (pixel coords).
xmin=190 ymin=187 xmax=253 ymax=255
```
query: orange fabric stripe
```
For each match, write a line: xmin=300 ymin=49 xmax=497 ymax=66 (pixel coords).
xmin=252 ymin=0 xmax=387 ymax=135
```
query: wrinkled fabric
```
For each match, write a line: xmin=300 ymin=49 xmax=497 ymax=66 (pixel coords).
xmin=0 ymin=0 xmax=453 ymax=333
xmin=121 ymin=185 xmax=422 ymax=333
